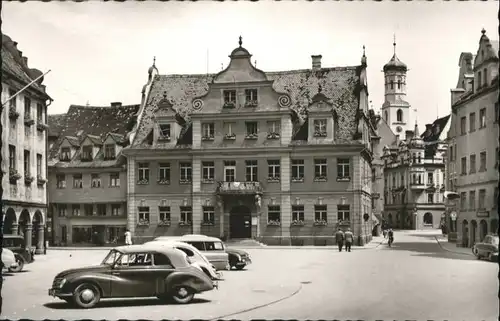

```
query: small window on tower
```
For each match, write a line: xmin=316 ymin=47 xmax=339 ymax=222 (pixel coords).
xmin=390 ymin=80 xmax=394 ymax=89
xmin=397 ymin=80 xmax=401 ymax=89
xmin=396 ymin=109 xmax=403 ymax=122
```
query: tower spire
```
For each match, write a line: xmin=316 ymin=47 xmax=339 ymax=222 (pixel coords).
xmin=153 ymin=56 xmax=156 ymax=67
xmin=393 ymin=33 xmax=396 ymax=55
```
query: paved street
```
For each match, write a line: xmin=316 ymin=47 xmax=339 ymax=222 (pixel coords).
xmin=2 ymin=231 xmax=497 ymax=320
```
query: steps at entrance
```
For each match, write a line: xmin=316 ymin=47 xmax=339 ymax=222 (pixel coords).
xmin=224 ymin=238 xmax=266 ymax=248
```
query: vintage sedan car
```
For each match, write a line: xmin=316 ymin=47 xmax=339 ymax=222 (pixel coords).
xmin=2 ymin=234 xmax=35 ymax=272
xmin=144 ymin=240 xmax=222 ymax=280
xmin=181 ymin=234 xmax=252 ymax=270
xmin=226 ymin=248 xmax=252 ymax=270
xmin=154 ymin=235 xmax=230 ymax=271
xmin=1 ymin=248 xmax=18 ymax=271
xmin=48 ymin=244 xmax=216 ymax=309
xmin=473 ymin=234 xmax=499 ymax=262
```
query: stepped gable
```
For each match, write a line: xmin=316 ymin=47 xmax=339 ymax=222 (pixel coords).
xmin=421 ymin=114 xmax=450 ymax=158
xmin=1 ymin=33 xmax=50 ymax=98
xmin=131 ymin=66 xmax=361 ymax=148
xmin=48 ymin=103 xmax=139 ymax=160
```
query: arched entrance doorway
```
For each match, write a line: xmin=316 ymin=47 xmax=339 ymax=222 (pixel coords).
xmin=3 ymin=208 xmax=17 ymax=234
xmin=491 ymin=219 xmax=498 ymax=234
xmin=470 ymin=220 xmax=477 ymax=246
xmin=479 ymin=220 xmax=488 ymax=242
xmin=462 ymin=220 xmax=469 ymax=247
xmin=229 ymin=206 xmax=252 ymax=239
xmin=423 ymin=213 xmax=433 ymax=226
xmin=18 ymin=210 xmax=33 ymax=248
xmin=32 ymin=211 xmax=45 ymax=253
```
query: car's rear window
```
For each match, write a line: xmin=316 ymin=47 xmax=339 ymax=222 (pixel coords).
xmin=186 ymin=241 xmax=205 ymax=251
xmin=205 ymin=241 xmax=224 ymax=251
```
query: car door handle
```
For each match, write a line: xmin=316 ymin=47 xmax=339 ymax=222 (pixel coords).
xmin=112 ymin=272 xmax=120 ymax=275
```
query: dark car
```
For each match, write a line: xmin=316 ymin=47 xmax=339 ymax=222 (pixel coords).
xmin=473 ymin=235 xmax=499 ymax=262
xmin=226 ymin=248 xmax=252 ymax=270
xmin=48 ymin=244 xmax=217 ymax=309
xmin=2 ymin=234 xmax=35 ymax=272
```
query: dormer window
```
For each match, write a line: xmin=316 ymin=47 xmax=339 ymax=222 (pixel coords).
xmin=201 ymin=123 xmax=215 ymax=141
xmin=104 ymin=144 xmax=116 ymax=160
xmin=81 ymin=145 xmax=93 ymax=161
xmin=477 ymin=71 xmax=482 ymax=89
xmin=245 ymin=89 xmax=258 ymax=107
xmin=158 ymin=124 xmax=171 ymax=141
xmin=223 ymin=90 xmax=236 ymax=108
xmin=60 ymin=147 xmax=71 ymax=161
xmin=313 ymin=119 xmax=327 ymax=137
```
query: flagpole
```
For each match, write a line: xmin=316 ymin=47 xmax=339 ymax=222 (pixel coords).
xmin=2 ymin=69 xmax=52 ymax=107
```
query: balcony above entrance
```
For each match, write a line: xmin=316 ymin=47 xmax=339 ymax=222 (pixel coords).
xmin=216 ymin=181 xmax=262 ymax=195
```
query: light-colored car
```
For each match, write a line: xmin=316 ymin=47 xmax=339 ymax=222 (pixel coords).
xmin=144 ymin=240 xmax=222 ymax=280
xmin=1 ymin=248 xmax=18 ymax=270
xmin=473 ymin=235 xmax=499 ymax=262
xmin=154 ymin=235 xmax=230 ymax=271
xmin=182 ymin=234 xmax=252 ymax=270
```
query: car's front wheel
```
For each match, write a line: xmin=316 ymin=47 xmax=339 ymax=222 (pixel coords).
xmin=73 ymin=283 xmax=101 ymax=309
xmin=235 ymin=264 xmax=246 ymax=270
xmin=473 ymin=248 xmax=481 ymax=259
xmin=8 ymin=257 xmax=24 ymax=273
xmin=171 ymin=286 xmax=195 ymax=304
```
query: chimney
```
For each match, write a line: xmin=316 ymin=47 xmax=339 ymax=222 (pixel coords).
xmin=311 ymin=55 xmax=322 ymax=70
xmin=405 ymin=130 xmax=414 ymax=141
xmin=110 ymin=102 xmax=122 ymax=107
xmin=22 ymin=57 xmax=28 ymax=66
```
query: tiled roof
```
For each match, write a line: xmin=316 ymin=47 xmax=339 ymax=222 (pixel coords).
xmin=1 ymin=33 xmax=49 ymax=98
xmin=65 ymin=136 xmax=80 ymax=147
xmin=48 ymin=104 xmax=140 ymax=163
xmin=47 ymin=114 xmax=67 ymax=138
xmin=132 ymin=67 xmax=362 ymax=148
xmin=86 ymin=134 xmax=103 ymax=145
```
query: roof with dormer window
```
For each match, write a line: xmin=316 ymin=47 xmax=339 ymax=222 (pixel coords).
xmin=131 ymin=39 xmax=367 ymax=149
xmin=48 ymin=103 xmax=139 ymax=168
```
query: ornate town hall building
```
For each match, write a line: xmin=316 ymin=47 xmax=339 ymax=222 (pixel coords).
xmin=124 ymin=38 xmax=377 ymax=246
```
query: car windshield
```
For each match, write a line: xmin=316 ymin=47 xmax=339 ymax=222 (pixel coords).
xmin=491 ymin=236 xmax=499 ymax=246
xmin=101 ymin=250 xmax=122 ymax=265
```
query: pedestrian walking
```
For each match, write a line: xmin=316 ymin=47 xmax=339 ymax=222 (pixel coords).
xmin=383 ymin=229 xmax=387 ymax=238
xmin=388 ymin=229 xmax=394 ymax=247
xmin=344 ymin=228 xmax=354 ymax=252
xmin=335 ymin=228 xmax=345 ymax=252
xmin=124 ymin=229 xmax=132 ymax=245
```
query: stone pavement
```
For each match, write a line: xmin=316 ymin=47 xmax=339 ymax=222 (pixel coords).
xmin=434 ymin=234 xmax=475 ymax=256
xmin=43 ymin=235 xmax=386 ymax=251
xmin=4 ymin=231 xmax=496 ymax=320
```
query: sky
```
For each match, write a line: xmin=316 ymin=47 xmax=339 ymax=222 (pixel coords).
xmin=2 ymin=1 xmax=498 ymax=128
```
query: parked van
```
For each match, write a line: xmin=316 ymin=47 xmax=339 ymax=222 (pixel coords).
xmin=154 ymin=235 xmax=230 ymax=271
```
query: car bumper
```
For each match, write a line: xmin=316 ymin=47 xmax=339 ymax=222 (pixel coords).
xmin=216 ymin=271 xmax=223 ymax=279
xmin=236 ymin=258 xmax=252 ymax=266
xmin=48 ymin=288 xmax=72 ymax=298
xmin=213 ymin=281 xmax=219 ymax=290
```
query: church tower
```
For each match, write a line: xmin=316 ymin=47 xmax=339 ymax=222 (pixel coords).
xmin=381 ymin=38 xmax=412 ymax=138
